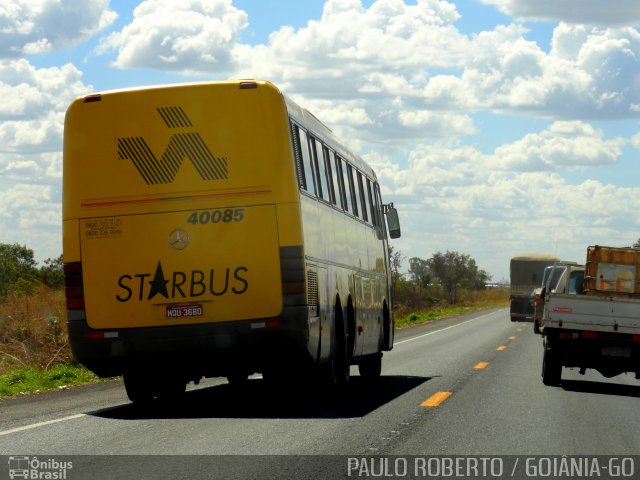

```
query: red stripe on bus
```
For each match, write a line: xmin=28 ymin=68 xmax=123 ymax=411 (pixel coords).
xmin=80 ymin=189 xmax=272 ymax=207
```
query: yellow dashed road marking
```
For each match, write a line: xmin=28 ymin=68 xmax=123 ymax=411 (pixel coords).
xmin=421 ymin=391 xmax=452 ymax=407
xmin=508 ymin=336 xmax=517 ymax=340
xmin=474 ymin=362 xmax=489 ymax=369
xmin=497 ymin=346 xmax=507 ymax=351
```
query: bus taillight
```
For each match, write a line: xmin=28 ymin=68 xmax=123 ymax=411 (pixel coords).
xmin=64 ymin=262 xmax=85 ymax=311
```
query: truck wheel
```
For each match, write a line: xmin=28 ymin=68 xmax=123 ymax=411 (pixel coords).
xmin=541 ymin=347 xmax=562 ymax=386
xmin=533 ymin=319 xmax=541 ymax=334
xmin=358 ymin=353 xmax=382 ymax=380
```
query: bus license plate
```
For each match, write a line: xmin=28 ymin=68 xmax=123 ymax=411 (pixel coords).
xmin=601 ymin=346 xmax=631 ymax=358
xmin=166 ymin=304 xmax=203 ymax=319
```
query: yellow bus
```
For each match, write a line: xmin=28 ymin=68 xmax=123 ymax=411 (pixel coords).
xmin=63 ymin=80 xmax=401 ymax=402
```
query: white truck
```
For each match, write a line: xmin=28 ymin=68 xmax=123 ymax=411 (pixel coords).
xmin=540 ymin=245 xmax=640 ymax=386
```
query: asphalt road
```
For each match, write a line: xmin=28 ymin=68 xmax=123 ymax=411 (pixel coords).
xmin=1 ymin=307 xmax=639 ymax=479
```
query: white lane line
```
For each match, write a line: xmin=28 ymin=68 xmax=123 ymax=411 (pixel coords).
xmin=395 ymin=311 xmax=502 ymax=346
xmin=0 ymin=413 xmax=86 ymax=437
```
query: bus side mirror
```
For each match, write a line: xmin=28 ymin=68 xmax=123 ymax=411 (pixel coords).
xmin=384 ymin=204 xmax=401 ymax=239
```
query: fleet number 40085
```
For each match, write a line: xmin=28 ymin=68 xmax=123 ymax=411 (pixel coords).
xmin=187 ymin=209 xmax=244 ymax=225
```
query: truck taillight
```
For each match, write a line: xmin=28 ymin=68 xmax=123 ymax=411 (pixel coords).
xmin=559 ymin=332 xmax=579 ymax=340
xmin=581 ymin=331 xmax=599 ymax=339
xmin=64 ymin=262 xmax=85 ymax=311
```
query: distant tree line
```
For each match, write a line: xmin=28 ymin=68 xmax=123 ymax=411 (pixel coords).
xmin=389 ymin=246 xmax=491 ymax=305
xmin=0 ymin=243 xmax=63 ymax=298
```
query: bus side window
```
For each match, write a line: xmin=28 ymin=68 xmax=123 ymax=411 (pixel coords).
xmin=366 ymin=178 xmax=378 ymax=227
xmin=310 ymin=137 xmax=330 ymax=202
xmin=374 ymin=183 xmax=385 ymax=238
xmin=337 ymin=156 xmax=350 ymax=214
xmin=357 ymin=171 xmax=369 ymax=222
xmin=325 ymin=148 xmax=340 ymax=207
xmin=290 ymin=121 xmax=304 ymax=188
xmin=298 ymin=128 xmax=316 ymax=196
xmin=346 ymin=164 xmax=359 ymax=217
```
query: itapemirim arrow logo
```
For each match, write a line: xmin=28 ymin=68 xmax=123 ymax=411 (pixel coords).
xmin=117 ymin=106 xmax=228 ymax=184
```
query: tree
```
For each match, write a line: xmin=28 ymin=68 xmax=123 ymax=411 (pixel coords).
xmin=0 ymin=243 xmax=38 ymax=298
xmin=460 ymin=258 xmax=490 ymax=290
xmin=427 ymin=250 xmax=491 ymax=304
xmin=408 ymin=256 xmax=431 ymax=289
xmin=388 ymin=245 xmax=405 ymax=289
xmin=39 ymin=255 xmax=64 ymax=289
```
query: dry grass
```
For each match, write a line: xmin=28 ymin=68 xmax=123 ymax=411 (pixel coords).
xmin=0 ymin=285 xmax=71 ymax=375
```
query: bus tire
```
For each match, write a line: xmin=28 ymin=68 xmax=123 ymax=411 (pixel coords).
xmin=227 ymin=373 xmax=249 ymax=386
xmin=335 ymin=324 xmax=350 ymax=389
xmin=358 ymin=353 xmax=382 ymax=380
xmin=158 ymin=377 xmax=187 ymax=401
xmin=123 ymin=371 xmax=154 ymax=404
xmin=322 ymin=303 xmax=350 ymax=391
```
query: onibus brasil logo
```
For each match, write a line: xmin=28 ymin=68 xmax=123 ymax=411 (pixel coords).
xmin=8 ymin=456 xmax=73 ymax=479
xmin=117 ymin=106 xmax=228 ymax=185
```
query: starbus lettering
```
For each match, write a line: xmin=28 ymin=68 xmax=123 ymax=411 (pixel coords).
xmin=116 ymin=261 xmax=249 ymax=302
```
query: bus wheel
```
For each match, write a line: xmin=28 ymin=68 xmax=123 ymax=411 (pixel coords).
xmin=123 ymin=371 xmax=154 ymax=404
xmin=320 ymin=329 xmax=351 ymax=391
xmin=158 ymin=377 xmax=187 ymax=402
xmin=335 ymin=321 xmax=350 ymax=389
xmin=227 ymin=373 xmax=249 ymax=387
xmin=358 ymin=353 xmax=382 ymax=380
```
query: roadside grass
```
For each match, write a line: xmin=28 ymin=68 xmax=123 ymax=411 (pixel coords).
xmin=395 ymin=304 xmax=500 ymax=329
xmin=0 ymin=363 xmax=100 ymax=398
xmin=0 ymin=285 xmax=104 ymax=398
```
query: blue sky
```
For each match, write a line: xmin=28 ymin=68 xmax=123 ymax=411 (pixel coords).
xmin=1 ymin=0 xmax=640 ymax=282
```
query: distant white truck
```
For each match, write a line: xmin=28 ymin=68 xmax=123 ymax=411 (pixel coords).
xmin=540 ymin=245 xmax=640 ymax=386
xmin=510 ymin=253 xmax=559 ymax=321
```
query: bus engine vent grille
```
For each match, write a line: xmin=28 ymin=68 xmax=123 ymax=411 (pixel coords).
xmin=307 ymin=270 xmax=318 ymax=307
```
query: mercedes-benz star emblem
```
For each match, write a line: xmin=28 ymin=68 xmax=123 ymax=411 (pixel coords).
xmin=168 ymin=228 xmax=190 ymax=250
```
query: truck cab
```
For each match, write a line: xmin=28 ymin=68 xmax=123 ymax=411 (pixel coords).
xmin=534 ymin=262 xmax=583 ymax=334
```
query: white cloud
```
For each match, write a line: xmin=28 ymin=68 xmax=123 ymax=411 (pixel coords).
xmin=0 ymin=0 xmax=117 ymax=57
xmin=479 ymin=0 xmax=640 ymax=26
xmin=449 ymin=24 xmax=640 ymax=119
xmin=0 ymin=183 xmax=61 ymax=262
xmin=97 ymin=0 xmax=248 ymax=73
xmin=95 ymin=0 xmax=640 ymax=137
xmin=378 ymin=132 xmax=640 ymax=281
xmin=488 ymin=121 xmax=625 ymax=171
xmin=0 ymin=60 xmax=90 ymax=161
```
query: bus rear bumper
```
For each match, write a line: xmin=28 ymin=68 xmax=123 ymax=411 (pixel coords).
xmin=67 ymin=306 xmax=310 ymax=379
